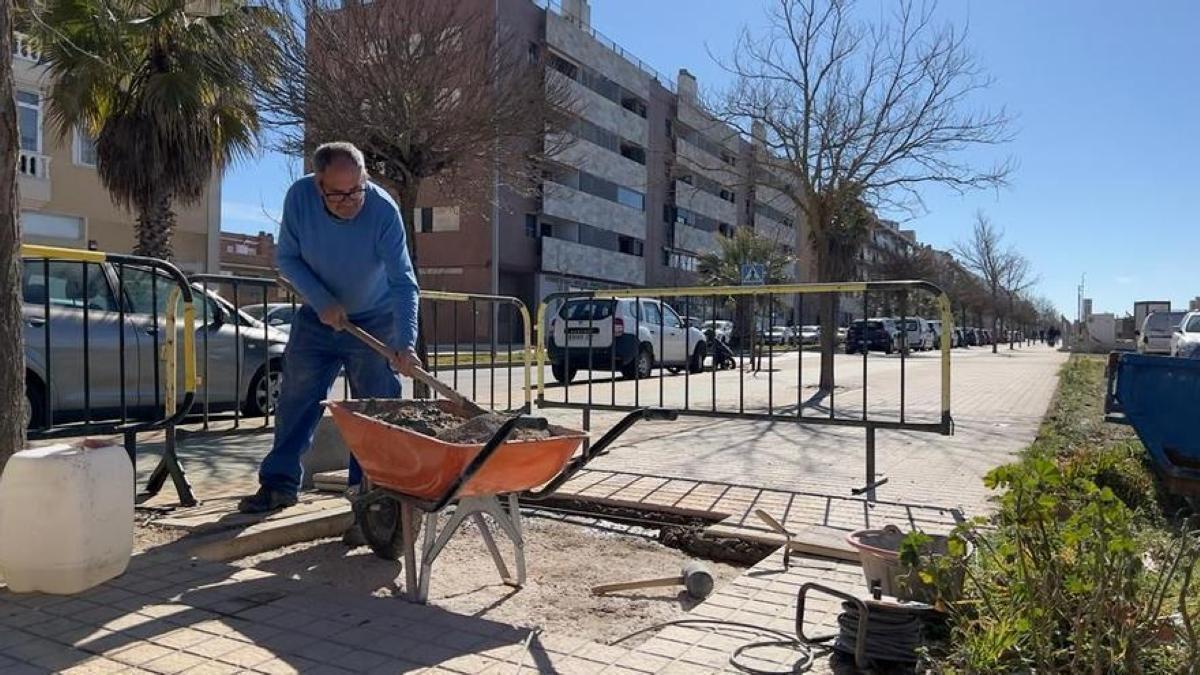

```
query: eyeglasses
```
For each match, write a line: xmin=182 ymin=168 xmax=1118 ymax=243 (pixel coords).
xmin=321 ymin=186 xmax=366 ymax=205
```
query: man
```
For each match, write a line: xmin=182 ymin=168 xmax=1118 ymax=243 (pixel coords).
xmin=239 ymin=142 xmax=420 ymax=515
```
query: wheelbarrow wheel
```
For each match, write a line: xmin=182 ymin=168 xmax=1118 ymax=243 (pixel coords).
xmin=359 ymin=497 xmax=419 ymax=561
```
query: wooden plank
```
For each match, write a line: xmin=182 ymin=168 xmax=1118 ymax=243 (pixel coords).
xmin=157 ymin=494 xmax=345 ymax=532
xmin=705 ymin=522 xmax=862 ymax=563
xmin=313 ymin=469 xmax=350 ymax=492
xmin=189 ymin=506 xmax=354 ymax=562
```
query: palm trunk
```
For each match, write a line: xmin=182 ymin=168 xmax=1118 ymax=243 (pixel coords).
xmin=134 ymin=193 xmax=176 ymax=260
xmin=1 ymin=3 xmax=26 ymax=472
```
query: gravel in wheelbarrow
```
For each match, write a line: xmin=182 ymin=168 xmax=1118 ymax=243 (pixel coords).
xmin=324 ymin=399 xmax=587 ymax=502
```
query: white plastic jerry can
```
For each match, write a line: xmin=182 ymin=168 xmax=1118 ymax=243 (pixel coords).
xmin=0 ymin=441 xmax=134 ymax=594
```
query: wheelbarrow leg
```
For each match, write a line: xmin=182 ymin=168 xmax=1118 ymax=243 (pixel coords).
xmin=481 ymin=495 xmax=526 ymax=587
xmin=417 ymin=503 xmax=473 ymax=603
xmin=400 ymin=501 xmax=419 ymax=603
xmin=473 ymin=511 xmax=514 ymax=586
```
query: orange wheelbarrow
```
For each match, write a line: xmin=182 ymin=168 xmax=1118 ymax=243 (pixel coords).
xmin=324 ymin=399 xmax=677 ymax=603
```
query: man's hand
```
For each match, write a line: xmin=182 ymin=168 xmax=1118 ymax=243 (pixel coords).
xmin=318 ymin=304 xmax=348 ymax=331
xmin=389 ymin=347 xmax=422 ymax=377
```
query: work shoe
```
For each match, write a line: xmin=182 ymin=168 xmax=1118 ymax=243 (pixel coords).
xmin=237 ymin=487 xmax=298 ymax=514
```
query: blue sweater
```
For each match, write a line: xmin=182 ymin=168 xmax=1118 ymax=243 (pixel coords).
xmin=276 ymin=176 xmax=419 ymax=350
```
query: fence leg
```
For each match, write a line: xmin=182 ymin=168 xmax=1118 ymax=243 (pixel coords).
xmin=140 ymin=423 xmax=195 ymax=507
xmin=124 ymin=430 xmax=137 ymax=497
xmin=865 ymin=426 xmax=876 ymax=503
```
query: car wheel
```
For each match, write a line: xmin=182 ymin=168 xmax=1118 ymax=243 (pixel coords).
xmin=623 ymin=346 xmax=653 ymax=379
xmin=689 ymin=343 xmax=707 ymax=374
xmin=667 ymin=366 xmax=683 ymax=375
xmin=551 ymin=363 xmax=577 ymax=384
xmin=24 ymin=377 xmax=45 ymax=430
xmin=245 ymin=364 xmax=283 ymax=416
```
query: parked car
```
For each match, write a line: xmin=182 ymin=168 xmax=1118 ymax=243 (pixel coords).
xmin=1171 ymin=311 xmax=1200 ymax=357
xmin=548 ymin=298 xmax=706 ymax=383
xmin=758 ymin=326 xmax=795 ymax=346
xmin=1139 ymin=310 xmax=1187 ymax=355
xmin=981 ymin=329 xmax=994 ymax=346
xmin=845 ymin=318 xmax=899 ymax=354
xmin=927 ymin=320 xmax=944 ymax=349
xmin=241 ymin=302 xmax=298 ymax=335
xmin=964 ymin=328 xmax=980 ymax=347
xmin=896 ymin=318 xmax=935 ymax=351
xmin=21 ymin=259 xmax=288 ymax=429
xmin=798 ymin=325 xmax=820 ymax=346
xmin=837 ymin=326 xmax=848 ymax=343
xmin=704 ymin=320 xmax=734 ymax=344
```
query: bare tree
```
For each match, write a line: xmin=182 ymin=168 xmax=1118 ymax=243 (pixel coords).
xmin=1 ymin=0 xmax=25 ymax=472
xmin=716 ymin=0 xmax=1012 ymax=391
xmin=258 ymin=0 xmax=573 ymax=384
xmin=1000 ymin=253 xmax=1037 ymax=348
xmin=955 ymin=213 xmax=1015 ymax=354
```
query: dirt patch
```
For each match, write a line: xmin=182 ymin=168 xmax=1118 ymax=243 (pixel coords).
xmin=529 ymin=497 xmax=776 ymax=565
xmin=353 ymin=399 xmax=556 ymax=443
xmin=134 ymin=512 xmax=189 ymax=553
xmin=232 ymin=515 xmax=744 ymax=645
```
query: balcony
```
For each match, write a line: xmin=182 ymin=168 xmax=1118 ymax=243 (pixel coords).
xmin=12 ymin=32 xmax=39 ymax=62
xmin=17 ymin=150 xmax=52 ymax=205
xmin=541 ymin=236 xmax=645 ymax=286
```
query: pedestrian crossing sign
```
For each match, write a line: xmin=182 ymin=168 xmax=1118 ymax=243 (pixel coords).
xmin=740 ymin=263 xmax=766 ymax=286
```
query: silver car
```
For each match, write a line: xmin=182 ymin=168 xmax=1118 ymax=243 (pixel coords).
xmin=21 ymin=259 xmax=288 ymax=429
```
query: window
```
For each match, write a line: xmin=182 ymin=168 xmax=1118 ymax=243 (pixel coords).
xmin=74 ymin=127 xmax=97 ymax=167
xmin=21 ymin=211 xmax=83 ymax=240
xmin=17 ymin=90 xmax=40 ymax=152
xmin=661 ymin=304 xmax=683 ymax=328
xmin=621 ymin=95 xmax=647 ymax=118
xmin=525 ymin=213 xmax=538 ymax=238
xmin=417 ymin=207 xmax=434 ymax=233
xmin=619 ymin=141 xmax=646 ymax=165
xmin=528 ymin=42 xmax=541 ymax=64
xmin=121 ymin=266 xmax=176 ymax=317
xmin=549 ymin=54 xmax=578 ymax=80
xmin=641 ymin=302 xmax=663 ymax=325
xmin=618 ymin=236 xmax=644 ymax=257
xmin=616 ymin=186 xmax=644 ymax=210
xmin=1187 ymin=315 xmax=1200 ymax=333
xmin=21 ymin=261 xmax=116 ymax=312
xmin=431 ymin=206 xmax=460 ymax=232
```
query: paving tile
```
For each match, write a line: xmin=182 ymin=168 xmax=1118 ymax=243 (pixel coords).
xmin=295 ymin=641 xmax=354 ymax=666
xmin=181 ymin=636 xmax=248 ymax=660
xmin=104 ymin=643 xmax=175 ymax=667
xmin=216 ymin=644 xmax=279 ymax=669
xmin=147 ymin=628 xmax=212 ymax=651
xmin=140 ymin=652 xmax=209 ymax=675
xmin=177 ymin=662 xmax=241 ymax=675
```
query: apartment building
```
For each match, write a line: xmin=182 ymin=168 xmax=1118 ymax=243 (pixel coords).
xmin=12 ymin=32 xmax=221 ymax=273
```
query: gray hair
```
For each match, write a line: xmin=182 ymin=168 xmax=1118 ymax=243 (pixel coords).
xmin=313 ymin=142 xmax=366 ymax=174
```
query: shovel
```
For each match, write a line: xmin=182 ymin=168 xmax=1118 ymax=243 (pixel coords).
xmin=342 ymin=321 xmax=488 ymax=417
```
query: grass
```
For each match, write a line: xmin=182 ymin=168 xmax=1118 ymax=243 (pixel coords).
xmin=427 ymin=350 xmax=527 ymax=368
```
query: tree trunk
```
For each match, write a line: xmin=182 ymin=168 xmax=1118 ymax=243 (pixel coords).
xmin=815 ymin=240 xmax=840 ymax=393
xmin=134 ymin=193 xmax=176 ymax=260
xmin=1 ymin=1 xmax=27 ymax=472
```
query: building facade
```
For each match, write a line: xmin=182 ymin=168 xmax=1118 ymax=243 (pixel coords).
xmin=399 ymin=0 xmax=813 ymax=317
xmin=13 ymin=32 xmax=221 ymax=273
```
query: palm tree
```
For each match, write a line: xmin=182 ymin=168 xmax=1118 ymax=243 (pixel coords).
xmin=27 ymin=0 xmax=276 ymax=259
xmin=698 ymin=228 xmax=795 ymax=356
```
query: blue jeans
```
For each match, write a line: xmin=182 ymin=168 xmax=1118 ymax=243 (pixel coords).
xmin=258 ymin=306 xmax=401 ymax=496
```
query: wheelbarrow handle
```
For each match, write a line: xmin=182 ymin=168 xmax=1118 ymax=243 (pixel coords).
xmin=522 ymin=407 xmax=678 ymax=501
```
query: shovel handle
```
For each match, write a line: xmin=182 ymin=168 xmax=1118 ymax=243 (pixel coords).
xmin=591 ymin=576 xmax=684 ymax=595
xmin=342 ymin=323 xmax=483 ymax=414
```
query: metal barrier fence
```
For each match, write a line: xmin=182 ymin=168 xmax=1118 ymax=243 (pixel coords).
xmin=535 ymin=280 xmax=954 ymax=500
xmin=19 ymin=244 xmax=197 ymax=503
xmin=18 ymin=248 xmax=534 ymax=503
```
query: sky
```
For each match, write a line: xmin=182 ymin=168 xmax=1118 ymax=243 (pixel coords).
xmin=221 ymin=0 xmax=1200 ymax=319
